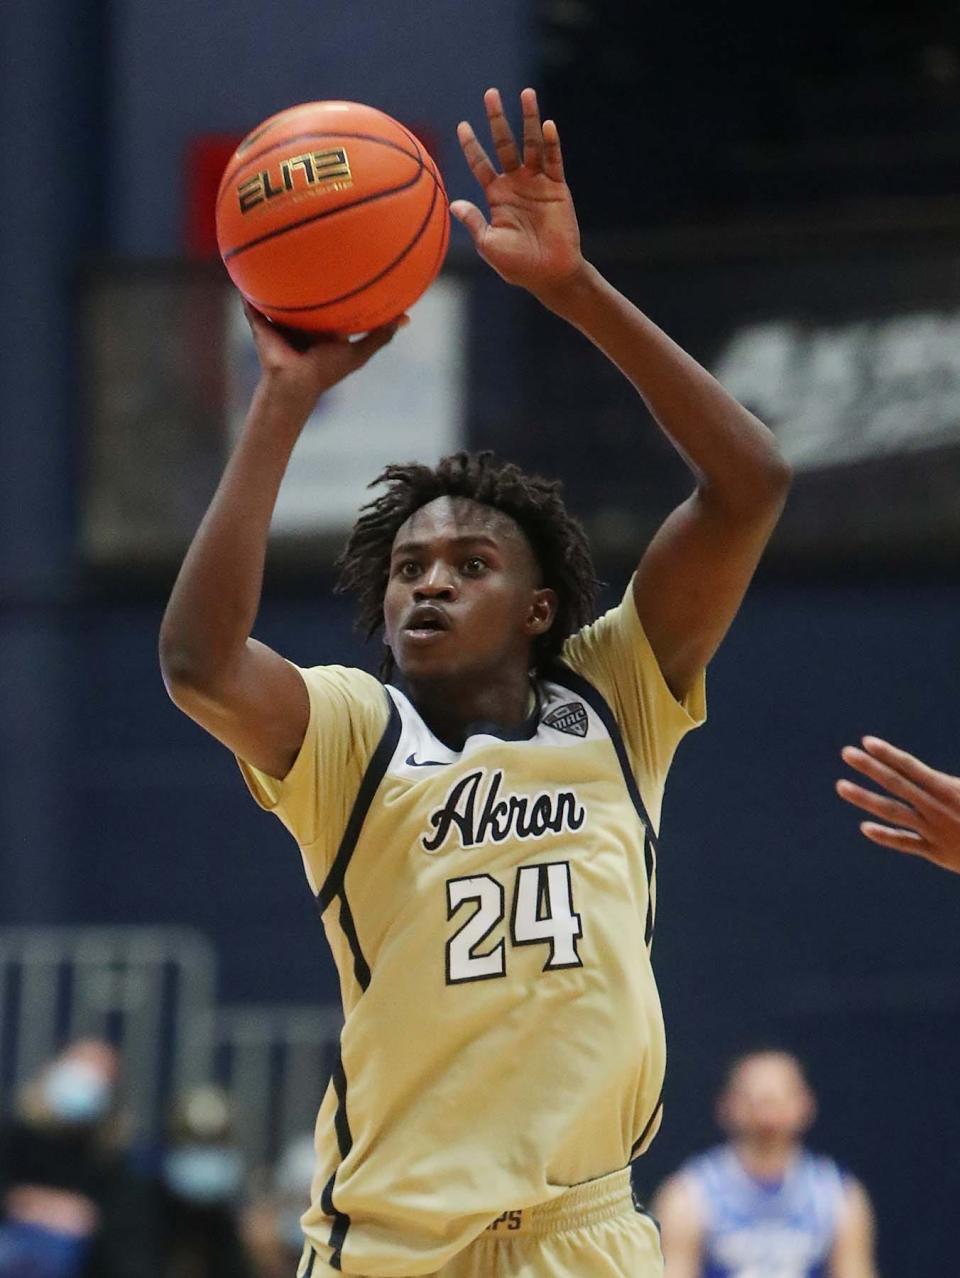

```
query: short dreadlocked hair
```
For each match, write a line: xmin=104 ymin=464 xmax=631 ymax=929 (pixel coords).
xmin=336 ymin=451 xmax=601 ymax=681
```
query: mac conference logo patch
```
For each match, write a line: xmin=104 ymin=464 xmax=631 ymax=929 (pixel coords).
xmin=543 ymin=701 xmax=588 ymax=738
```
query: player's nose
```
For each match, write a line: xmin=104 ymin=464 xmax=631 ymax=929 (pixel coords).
xmin=414 ymin=561 xmax=458 ymax=599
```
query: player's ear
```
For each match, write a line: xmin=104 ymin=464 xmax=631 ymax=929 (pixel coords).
xmin=525 ymin=588 xmax=557 ymax=637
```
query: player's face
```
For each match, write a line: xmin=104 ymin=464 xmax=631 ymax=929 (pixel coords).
xmin=382 ymin=497 xmax=555 ymax=684
xmin=719 ymin=1054 xmax=815 ymax=1147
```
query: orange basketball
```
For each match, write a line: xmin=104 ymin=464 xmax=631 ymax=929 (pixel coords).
xmin=215 ymin=101 xmax=450 ymax=334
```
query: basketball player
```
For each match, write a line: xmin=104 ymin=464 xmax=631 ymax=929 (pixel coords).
xmin=837 ymin=736 xmax=960 ymax=875
xmin=653 ymin=1051 xmax=877 ymax=1278
xmin=159 ymin=88 xmax=790 ymax=1277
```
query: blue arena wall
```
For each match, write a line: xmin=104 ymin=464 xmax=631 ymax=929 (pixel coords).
xmin=2 ymin=4 xmax=959 ymax=1272
xmin=109 ymin=0 xmax=533 ymax=256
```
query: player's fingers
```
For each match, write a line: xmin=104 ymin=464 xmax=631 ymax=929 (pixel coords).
xmin=245 ymin=306 xmax=319 ymax=358
xmin=449 ymin=200 xmax=489 ymax=248
xmin=484 ymin=87 xmax=521 ymax=172
xmin=835 ymin=779 xmax=922 ymax=831
xmin=350 ymin=319 xmax=405 ymax=365
xmin=242 ymin=300 xmax=272 ymax=336
xmin=520 ymin=87 xmax=544 ymax=171
xmin=456 ymin=121 xmax=497 ymax=189
xmin=542 ymin=119 xmax=565 ymax=182
xmin=839 ymin=745 xmax=933 ymax=813
xmin=858 ymin=821 xmax=931 ymax=858
xmin=861 ymin=736 xmax=960 ymax=803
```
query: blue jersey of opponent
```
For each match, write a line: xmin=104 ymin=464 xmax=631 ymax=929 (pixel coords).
xmin=683 ymin=1144 xmax=848 ymax=1278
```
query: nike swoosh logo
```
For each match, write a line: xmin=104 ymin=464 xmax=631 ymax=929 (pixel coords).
xmin=405 ymin=753 xmax=450 ymax=768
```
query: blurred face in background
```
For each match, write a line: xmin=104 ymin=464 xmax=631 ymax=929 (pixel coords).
xmin=41 ymin=1040 xmax=119 ymax=1128
xmin=163 ymin=1085 xmax=245 ymax=1208
xmin=163 ymin=1141 xmax=244 ymax=1206
xmin=717 ymin=1052 xmax=816 ymax=1150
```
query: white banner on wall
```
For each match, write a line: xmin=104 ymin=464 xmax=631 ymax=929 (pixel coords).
xmin=227 ymin=277 xmax=467 ymax=534
xmin=713 ymin=310 xmax=960 ymax=470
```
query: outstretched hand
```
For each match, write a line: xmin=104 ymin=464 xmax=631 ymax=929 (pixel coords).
xmin=837 ymin=736 xmax=960 ymax=875
xmin=451 ymin=87 xmax=585 ymax=299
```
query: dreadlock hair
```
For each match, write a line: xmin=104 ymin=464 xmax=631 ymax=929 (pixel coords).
xmin=335 ymin=451 xmax=601 ymax=682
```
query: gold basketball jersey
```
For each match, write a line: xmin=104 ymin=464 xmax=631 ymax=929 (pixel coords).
xmin=239 ymin=583 xmax=705 ymax=1276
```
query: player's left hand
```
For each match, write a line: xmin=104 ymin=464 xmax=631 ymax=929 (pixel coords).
xmin=452 ymin=88 xmax=585 ymax=300
xmin=836 ymin=736 xmax=960 ymax=875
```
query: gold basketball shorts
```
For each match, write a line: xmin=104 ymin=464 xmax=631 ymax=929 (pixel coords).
xmin=303 ymin=1168 xmax=663 ymax=1277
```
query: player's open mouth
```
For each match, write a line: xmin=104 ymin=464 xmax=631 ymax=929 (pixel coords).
xmin=403 ymin=604 xmax=451 ymax=643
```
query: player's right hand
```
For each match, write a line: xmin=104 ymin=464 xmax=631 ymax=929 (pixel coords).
xmin=243 ymin=301 xmax=408 ymax=411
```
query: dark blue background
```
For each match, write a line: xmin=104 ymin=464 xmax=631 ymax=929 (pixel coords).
xmin=3 ymin=3 xmax=959 ymax=1274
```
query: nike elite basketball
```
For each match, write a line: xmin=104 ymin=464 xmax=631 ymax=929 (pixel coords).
xmin=216 ymin=101 xmax=450 ymax=334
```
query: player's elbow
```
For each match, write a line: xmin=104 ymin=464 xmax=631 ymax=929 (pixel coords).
xmin=702 ymin=449 xmax=791 ymax=526
xmin=738 ymin=415 xmax=793 ymax=511
xmin=753 ymin=451 xmax=792 ymax=524
xmin=743 ymin=430 xmax=792 ymax=507
xmin=763 ymin=449 xmax=793 ymax=502
xmin=159 ymin=651 xmax=200 ymax=711
xmin=158 ymin=639 xmax=223 ymax=710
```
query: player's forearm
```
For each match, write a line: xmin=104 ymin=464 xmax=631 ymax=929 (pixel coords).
xmin=537 ymin=262 xmax=790 ymax=511
xmin=159 ymin=376 xmax=308 ymax=688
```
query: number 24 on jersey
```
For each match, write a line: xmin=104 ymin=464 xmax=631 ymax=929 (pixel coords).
xmin=445 ymin=861 xmax=583 ymax=985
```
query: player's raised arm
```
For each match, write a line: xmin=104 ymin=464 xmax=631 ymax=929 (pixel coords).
xmin=453 ymin=88 xmax=791 ymax=700
xmin=159 ymin=307 xmax=403 ymax=778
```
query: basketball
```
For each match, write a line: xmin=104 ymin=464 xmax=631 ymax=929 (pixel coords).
xmin=215 ymin=100 xmax=450 ymax=334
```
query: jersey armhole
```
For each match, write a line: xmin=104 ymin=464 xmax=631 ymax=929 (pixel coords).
xmin=314 ymin=689 xmax=402 ymax=914
xmin=547 ymin=660 xmax=660 ymax=853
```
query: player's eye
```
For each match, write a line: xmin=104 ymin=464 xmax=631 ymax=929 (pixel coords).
xmin=395 ymin=560 xmax=421 ymax=578
xmin=462 ymin=556 xmax=488 ymax=575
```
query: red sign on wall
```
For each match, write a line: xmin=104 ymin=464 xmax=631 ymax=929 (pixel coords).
xmin=184 ymin=134 xmax=242 ymax=259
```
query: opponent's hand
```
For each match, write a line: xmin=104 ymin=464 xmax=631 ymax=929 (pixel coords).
xmin=244 ymin=302 xmax=407 ymax=412
xmin=836 ymin=736 xmax=960 ymax=874
xmin=451 ymin=87 xmax=584 ymax=300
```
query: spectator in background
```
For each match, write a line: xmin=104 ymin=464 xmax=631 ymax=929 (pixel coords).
xmin=0 ymin=1039 xmax=159 ymax=1278
xmin=652 ymin=1050 xmax=877 ymax=1278
xmin=242 ymin=1134 xmax=315 ymax=1278
xmin=157 ymin=1086 xmax=255 ymax=1278
xmin=837 ymin=735 xmax=960 ymax=874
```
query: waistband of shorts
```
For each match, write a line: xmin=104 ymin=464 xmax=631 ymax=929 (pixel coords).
xmin=483 ymin=1167 xmax=635 ymax=1237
